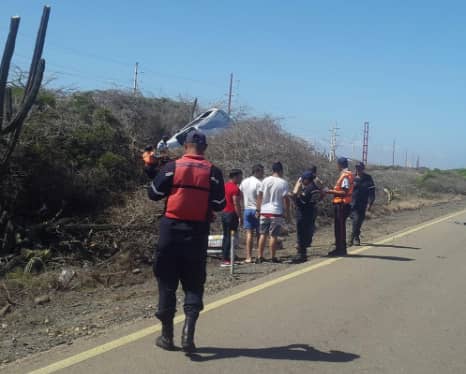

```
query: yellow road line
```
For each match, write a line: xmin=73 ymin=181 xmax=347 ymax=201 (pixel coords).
xmin=29 ymin=208 xmax=466 ymax=374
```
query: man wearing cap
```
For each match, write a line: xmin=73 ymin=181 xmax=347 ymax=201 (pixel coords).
xmin=157 ymin=134 xmax=170 ymax=154
xmin=148 ymin=130 xmax=225 ymax=353
xmin=350 ymin=162 xmax=376 ymax=246
xmin=326 ymin=157 xmax=354 ymax=256
xmin=290 ymin=170 xmax=322 ymax=263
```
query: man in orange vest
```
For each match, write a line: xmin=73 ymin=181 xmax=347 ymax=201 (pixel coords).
xmin=326 ymin=157 xmax=354 ymax=256
xmin=148 ymin=130 xmax=225 ymax=353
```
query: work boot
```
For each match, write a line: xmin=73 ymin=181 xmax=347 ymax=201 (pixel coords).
xmin=328 ymin=249 xmax=347 ymax=257
xmin=181 ymin=317 xmax=197 ymax=353
xmin=155 ymin=320 xmax=175 ymax=351
xmin=290 ymin=248 xmax=307 ymax=263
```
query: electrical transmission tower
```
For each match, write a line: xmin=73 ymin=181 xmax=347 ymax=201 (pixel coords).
xmin=329 ymin=124 xmax=339 ymax=162
xmin=227 ymin=73 xmax=233 ymax=115
xmin=133 ymin=62 xmax=139 ymax=96
xmin=362 ymin=121 xmax=369 ymax=164
xmin=392 ymin=139 xmax=396 ymax=166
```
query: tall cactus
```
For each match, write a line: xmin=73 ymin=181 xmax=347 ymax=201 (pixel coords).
xmin=0 ymin=5 xmax=50 ymax=175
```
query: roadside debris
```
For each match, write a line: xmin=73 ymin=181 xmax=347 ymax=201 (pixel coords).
xmin=34 ymin=295 xmax=51 ymax=305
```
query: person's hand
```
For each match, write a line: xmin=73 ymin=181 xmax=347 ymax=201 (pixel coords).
xmin=255 ymin=210 xmax=260 ymax=219
xmin=238 ymin=216 xmax=243 ymax=226
xmin=323 ymin=187 xmax=330 ymax=194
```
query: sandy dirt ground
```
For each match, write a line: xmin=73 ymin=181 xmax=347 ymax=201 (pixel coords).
xmin=1 ymin=197 xmax=465 ymax=364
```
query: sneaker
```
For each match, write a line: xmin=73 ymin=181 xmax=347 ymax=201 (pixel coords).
xmin=271 ymin=257 xmax=281 ymax=263
xmin=220 ymin=260 xmax=232 ymax=267
xmin=354 ymin=236 xmax=361 ymax=246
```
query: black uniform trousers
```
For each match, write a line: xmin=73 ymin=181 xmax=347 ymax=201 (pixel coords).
xmin=296 ymin=205 xmax=317 ymax=251
xmin=153 ymin=217 xmax=209 ymax=322
xmin=221 ymin=212 xmax=239 ymax=261
xmin=334 ymin=203 xmax=351 ymax=253
xmin=351 ymin=207 xmax=366 ymax=238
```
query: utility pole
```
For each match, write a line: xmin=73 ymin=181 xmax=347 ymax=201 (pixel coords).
xmin=405 ymin=150 xmax=408 ymax=168
xmin=392 ymin=139 xmax=396 ymax=166
xmin=227 ymin=72 xmax=233 ymax=115
xmin=133 ymin=62 xmax=139 ymax=96
xmin=362 ymin=121 xmax=369 ymax=164
xmin=351 ymin=140 xmax=356 ymax=159
xmin=329 ymin=123 xmax=339 ymax=162
xmin=191 ymin=97 xmax=198 ymax=120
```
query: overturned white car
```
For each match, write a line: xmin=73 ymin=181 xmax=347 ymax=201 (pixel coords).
xmin=166 ymin=108 xmax=233 ymax=148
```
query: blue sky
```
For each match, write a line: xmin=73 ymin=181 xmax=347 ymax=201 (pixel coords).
xmin=1 ymin=0 xmax=465 ymax=168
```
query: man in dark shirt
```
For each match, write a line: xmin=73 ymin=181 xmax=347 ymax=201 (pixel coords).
xmin=148 ymin=131 xmax=225 ymax=353
xmin=350 ymin=162 xmax=376 ymax=246
xmin=290 ymin=171 xmax=322 ymax=263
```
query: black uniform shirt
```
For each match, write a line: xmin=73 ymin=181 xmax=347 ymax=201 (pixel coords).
xmin=351 ymin=173 xmax=376 ymax=210
xmin=295 ymin=182 xmax=321 ymax=219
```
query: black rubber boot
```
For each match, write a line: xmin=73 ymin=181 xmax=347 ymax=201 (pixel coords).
xmin=155 ymin=320 xmax=175 ymax=351
xmin=181 ymin=317 xmax=197 ymax=353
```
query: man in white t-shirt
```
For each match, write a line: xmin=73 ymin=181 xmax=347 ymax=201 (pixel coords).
xmin=239 ymin=164 xmax=264 ymax=263
xmin=255 ymin=162 xmax=290 ymax=263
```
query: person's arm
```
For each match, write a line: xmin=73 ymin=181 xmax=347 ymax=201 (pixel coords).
xmin=327 ymin=177 xmax=350 ymax=197
xmin=255 ymin=191 xmax=263 ymax=218
xmin=233 ymin=193 xmax=242 ymax=224
xmin=367 ymin=176 xmax=376 ymax=210
xmin=209 ymin=166 xmax=226 ymax=212
xmin=292 ymin=178 xmax=302 ymax=196
xmin=283 ymin=184 xmax=291 ymax=222
xmin=148 ymin=161 xmax=175 ymax=201
xmin=283 ymin=194 xmax=291 ymax=223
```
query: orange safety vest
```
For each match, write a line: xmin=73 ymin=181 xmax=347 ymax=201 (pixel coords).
xmin=165 ymin=155 xmax=212 ymax=222
xmin=142 ymin=151 xmax=155 ymax=166
xmin=333 ymin=169 xmax=354 ymax=204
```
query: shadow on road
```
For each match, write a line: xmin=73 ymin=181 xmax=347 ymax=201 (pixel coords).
xmin=346 ymin=254 xmax=414 ymax=261
xmin=363 ymin=243 xmax=421 ymax=250
xmin=188 ymin=344 xmax=360 ymax=363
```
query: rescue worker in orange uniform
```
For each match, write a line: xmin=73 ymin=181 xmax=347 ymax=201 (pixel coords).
xmin=148 ymin=131 xmax=225 ymax=353
xmin=326 ymin=157 xmax=354 ymax=256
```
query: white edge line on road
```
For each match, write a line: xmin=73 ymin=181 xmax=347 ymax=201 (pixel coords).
xmin=27 ymin=208 xmax=466 ymax=374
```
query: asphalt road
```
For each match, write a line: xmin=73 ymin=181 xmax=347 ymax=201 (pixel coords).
xmin=5 ymin=209 xmax=466 ymax=374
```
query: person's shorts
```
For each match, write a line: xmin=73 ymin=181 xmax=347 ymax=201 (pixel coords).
xmin=259 ymin=215 xmax=285 ymax=237
xmin=243 ymin=209 xmax=259 ymax=231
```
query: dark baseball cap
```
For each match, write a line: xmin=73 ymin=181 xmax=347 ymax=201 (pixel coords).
xmin=185 ymin=130 xmax=207 ymax=146
xmin=301 ymin=171 xmax=315 ymax=181
xmin=355 ymin=161 xmax=365 ymax=170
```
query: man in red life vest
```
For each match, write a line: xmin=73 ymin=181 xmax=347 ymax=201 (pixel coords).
xmin=148 ymin=131 xmax=225 ymax=353
xmin=326 ymin=157 xmax=354 ymax=256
